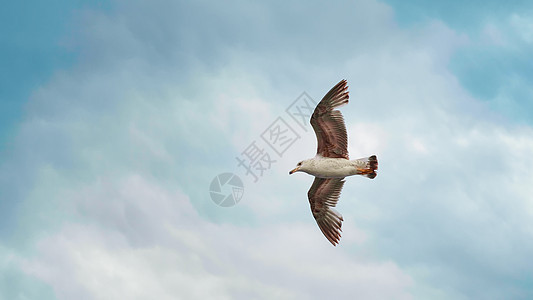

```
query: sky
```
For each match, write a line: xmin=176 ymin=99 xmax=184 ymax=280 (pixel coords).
xmin=1 ymin=0 xmax=533 ymax=299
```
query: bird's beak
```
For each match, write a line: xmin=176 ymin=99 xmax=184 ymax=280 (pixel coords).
xmin=289 ymin=166 xmax=299 ymax=175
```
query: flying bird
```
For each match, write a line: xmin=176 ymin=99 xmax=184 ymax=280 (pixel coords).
xmin=289 ymin=80 xmax=378 ymax=246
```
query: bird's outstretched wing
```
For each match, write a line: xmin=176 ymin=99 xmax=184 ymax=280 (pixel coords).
xmin=308 ymin=177 xmax=345 ymax=246
xmin=310 ymin=79 xmax=349 ymax=159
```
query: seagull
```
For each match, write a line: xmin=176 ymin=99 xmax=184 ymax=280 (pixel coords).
xmin=289 ymin=79 xmax=378 ymax=246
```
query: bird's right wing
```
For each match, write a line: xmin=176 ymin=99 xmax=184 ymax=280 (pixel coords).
xmin=308 ymin=177 xmax=345 ymax=246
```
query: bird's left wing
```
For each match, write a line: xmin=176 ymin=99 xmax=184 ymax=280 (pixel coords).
xmin=310 ymin=79 xmax=349 ymax=159
xmin=308 ymin=177 xmax=345 ymax=246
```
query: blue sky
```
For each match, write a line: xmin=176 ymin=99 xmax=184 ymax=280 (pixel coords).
xmin=1 ymin=0 xmax=533 ymax=299
xmin=0 ymin=1 xmax=111 ymax=152
xmin=385 ymin=0 xmax=533 ymax=123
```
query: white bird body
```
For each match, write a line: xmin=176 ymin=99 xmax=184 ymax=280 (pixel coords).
xmin=298 ymin=156 xmax=376 ymax=179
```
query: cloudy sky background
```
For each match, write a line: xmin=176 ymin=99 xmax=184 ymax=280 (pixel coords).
xmin=1 ymin=0 xmax=533 ymax=299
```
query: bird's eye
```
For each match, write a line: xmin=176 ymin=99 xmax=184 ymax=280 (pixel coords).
xmin=298 ymin=162 xmax=302 ymax=166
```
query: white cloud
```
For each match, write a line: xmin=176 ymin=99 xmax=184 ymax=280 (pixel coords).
xmin=19 ymin=175 xmax=412 ymax=300
xmin=510 ymin=14 xmax=533 ymax=44
xmin=481 ymin=22 xmax=507 ymax=46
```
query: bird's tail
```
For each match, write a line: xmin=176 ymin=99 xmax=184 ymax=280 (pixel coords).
xmin=353 ymin=155 xmax=378 ymax=179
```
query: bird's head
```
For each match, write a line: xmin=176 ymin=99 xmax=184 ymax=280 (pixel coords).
xmin=289 ymin=159 xmax=310 ymax=175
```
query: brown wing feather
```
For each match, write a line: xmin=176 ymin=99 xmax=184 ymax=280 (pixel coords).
xmin=308 ymin=177 xmax=345 ymax=246
xmin=310 ymin=79 xmax=349 ymax=159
